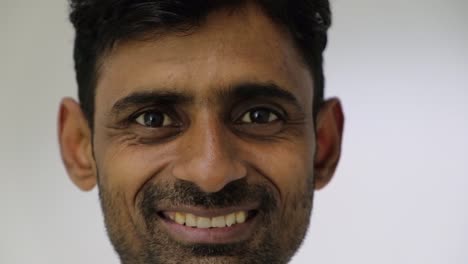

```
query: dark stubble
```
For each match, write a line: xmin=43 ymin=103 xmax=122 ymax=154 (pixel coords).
xmin=99 ymin=178 xmax=313 ymax=264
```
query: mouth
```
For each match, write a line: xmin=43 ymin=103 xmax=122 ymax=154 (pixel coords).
xmin=157 ymin=207 xmax=259 ymax=244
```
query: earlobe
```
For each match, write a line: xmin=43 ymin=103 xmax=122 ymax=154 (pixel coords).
xmin=58 ymin=98 xmax=97 ymax=191
xmin=314 ymin=98 xmax=344 ymax=190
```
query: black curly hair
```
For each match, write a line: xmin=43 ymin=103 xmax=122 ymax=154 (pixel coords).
xmin=69 ymin=0 xmax=331 ymax=129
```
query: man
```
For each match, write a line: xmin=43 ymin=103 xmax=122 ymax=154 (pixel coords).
xmin=58 ymin=0 xmax=344 ymax=263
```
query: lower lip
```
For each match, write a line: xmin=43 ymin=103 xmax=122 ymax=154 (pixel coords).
xmin=159 ymin=214 xmax=258 ymax=244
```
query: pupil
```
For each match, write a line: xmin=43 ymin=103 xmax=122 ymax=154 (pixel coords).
xmin=250 ymin=109 xmax=271 ymax=123
xmin=144 ymin=112 xmax=164 ymax=127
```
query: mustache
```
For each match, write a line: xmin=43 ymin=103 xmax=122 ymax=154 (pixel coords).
xmin=140 ymin=178 xmax=277 ymax=220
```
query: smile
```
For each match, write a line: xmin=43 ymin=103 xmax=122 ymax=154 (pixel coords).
xmin=158 ymin=207 xmax=259 ymax=244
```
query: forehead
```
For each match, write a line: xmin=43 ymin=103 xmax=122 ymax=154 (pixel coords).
xmin=95 ymin=4 xmax=313 ymax=112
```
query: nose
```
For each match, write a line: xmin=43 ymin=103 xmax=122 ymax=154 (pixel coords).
xmin=171 ymin=115 xmax=247 ymax=193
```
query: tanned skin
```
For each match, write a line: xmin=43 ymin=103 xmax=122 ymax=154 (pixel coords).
xmin=59 ymin=4 xmax=344 ymax=264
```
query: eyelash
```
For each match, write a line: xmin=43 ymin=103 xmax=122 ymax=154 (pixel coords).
xmin=115 ymin=105 xmax=299 ymax=145
xmin=237 ymin=107 xmax=285 ymax=124
xmin=129 ymin=106 xmax=285 ymax=124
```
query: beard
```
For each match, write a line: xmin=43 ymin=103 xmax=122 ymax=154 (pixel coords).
xmin=98 ymin=177 xmax=314 ymax=264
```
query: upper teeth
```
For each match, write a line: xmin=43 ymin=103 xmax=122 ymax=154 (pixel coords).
xmin=168 ymin=211 xmax=248 ymax=228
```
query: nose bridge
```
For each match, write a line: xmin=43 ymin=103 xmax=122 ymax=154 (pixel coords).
xmin=172 ymin=111 xmax=246 ymax=193
xmin=193 ymin=114 xmax=226 ymax=164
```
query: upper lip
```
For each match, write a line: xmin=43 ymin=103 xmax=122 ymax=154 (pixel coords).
xmin=157 ymin=204 xmax=260 ymax=218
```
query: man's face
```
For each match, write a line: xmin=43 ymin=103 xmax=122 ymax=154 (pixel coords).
xmin=59 ymin=4 xmax=343 ymax=264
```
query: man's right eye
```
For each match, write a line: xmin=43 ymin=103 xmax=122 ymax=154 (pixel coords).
xmin=134 ymin=111 xmax=174 ymax=128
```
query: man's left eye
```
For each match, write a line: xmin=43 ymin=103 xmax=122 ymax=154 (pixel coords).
xmin=240 ymin=108 xmax=280 ymax=124
xmin=134 ymin=111 xmax=173 ymax=127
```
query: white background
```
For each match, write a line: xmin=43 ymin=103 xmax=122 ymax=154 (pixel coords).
xmin=1 ymin=0 xmax=467 ymax=263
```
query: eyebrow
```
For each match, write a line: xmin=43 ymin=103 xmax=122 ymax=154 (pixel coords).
xmin=110 ymin=90 xmax=193 ymax=115
xmin=109 ymin=82 xmax=303 ymax=116
xmin=220 ymin=82 xmax=303 ymax=111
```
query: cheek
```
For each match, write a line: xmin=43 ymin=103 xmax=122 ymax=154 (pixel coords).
xmin=242 ymin=137 xmax=316 ymax=201
xmin=239 ymin=137 xmax=315 ymax=252
xmin=94 ymin=137 xmax=177 ymax=214
xmin=270 ymin=148 xmax=312 ymax=197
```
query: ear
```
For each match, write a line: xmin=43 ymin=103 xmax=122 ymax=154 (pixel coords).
xmin=57 ymin=98 xmax=96 ymax=191
xmin=314 ymin=98 xmax=344 ymax=190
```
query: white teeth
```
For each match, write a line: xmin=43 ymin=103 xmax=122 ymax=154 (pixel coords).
xmin=185 ymin=213 xmax=197 ymax=227
xmin=211 ymin=216 xmax=226 ymax=228
xmin=175 ymin=212 xmax=185 ymax=225
xmin=197 ymin=217 xmax=211 ymax=228
xmin=236 ymin=211 xmax=246 ymax=224
xmin=168 ymin=211 xmax=249 ymax=228
xmin=226 ymin=213 xmax=236 ymax=227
